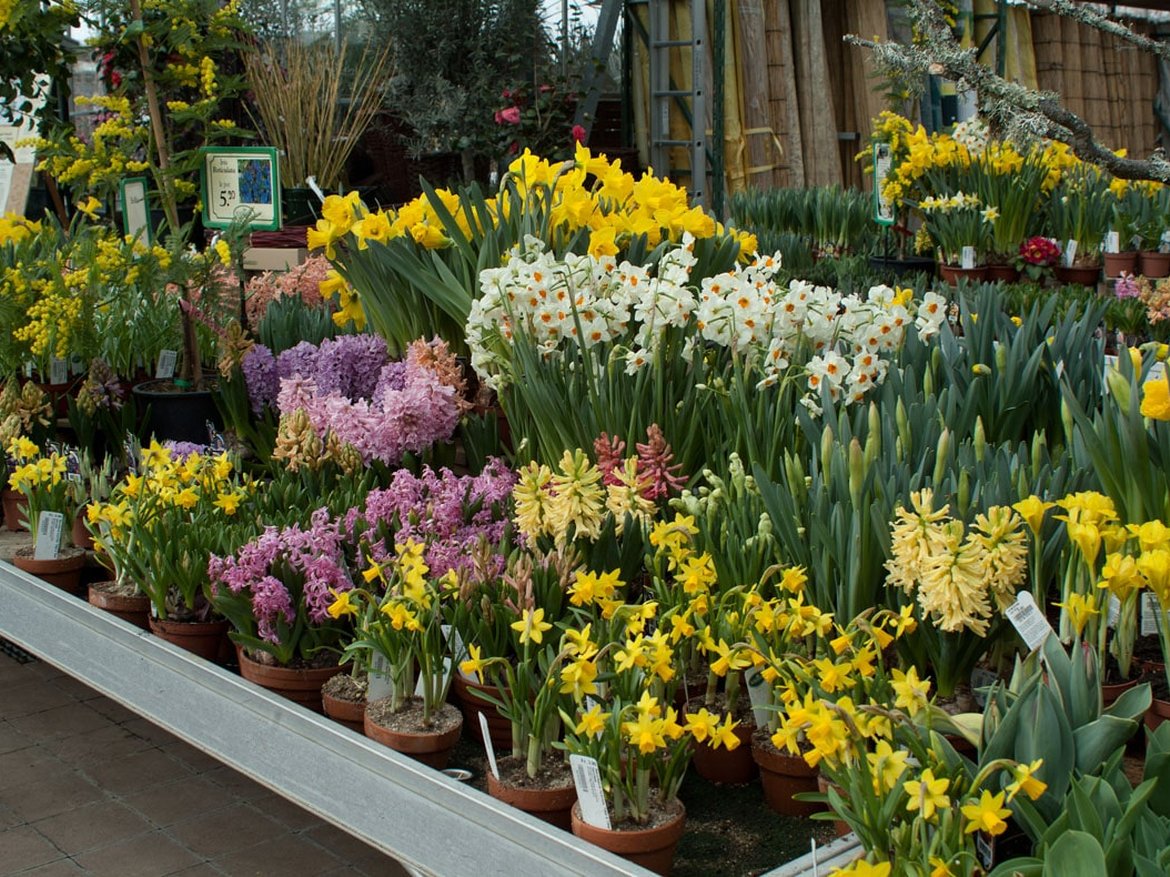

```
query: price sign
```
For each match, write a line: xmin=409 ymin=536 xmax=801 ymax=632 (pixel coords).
xmin=1006 ymin=591 xmax=1052 ymax=652
xmin=49 ymin=357 xmax=68 ymax=386
xmin=570 ymin=755 xmax=611 ymax=829
xmin=34 ymin=512 xmax=64 ymax=561
xmin=199 ymin=147 xmax=282 ymax=231
xmin=366 ymin=654 xmax=393 ymax=701
xmin=1142 ymin=593 xmax=1163 ymax=637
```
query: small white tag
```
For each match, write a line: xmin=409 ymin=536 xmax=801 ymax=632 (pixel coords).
xmin=1142 ymin=592 xmax=1162 ymax=637
xmin=570 ymin=754 xmax=611 ymax=829
xmin=155 ymin=350 xmax=178 ymax=380
xmin=23 ymin=361 xmax=33 ymax=379
xmin=49 ymin=357 xmax=68 ymax=386
xmin=1006 ymin=591 xmax=1052 ymax=652
xmin=415 ymin=657 xmax=452 ymax=696
xmin=1055 ymin=360 xmax=1065 ymax=379
xmin=479 ymin=712 xmax=499 ymax=780
xmin=960 ymin=246 xmax=976 ymax=270
xmin=976 ymin=831 xmax=995 ymax=870
xmin=811 ymin=838 xmax=819 ymax=877
xmin=1107 ymin=595 xmax=1121 ymax=629
xmin=366 ymin=654 xmax=393 ymax=701
xmin=443 ymin=623 xmax=467 ymax=664
xmin=745 ymin=669 xmax=771 ymax=729
xmin=70 ymin=356 xmax=84 ymax=376
xmin=1064 ymin=240 xmax=1078 ymax=268
xmin=34 ymin=512 xmax=64 ymax=560
xmin=1161 ymin=230 xmax=1170 ymax=246
xmin=1105 ymin=231 xmax=1120 ymax=254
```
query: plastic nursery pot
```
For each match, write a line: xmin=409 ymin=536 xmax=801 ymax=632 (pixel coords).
xmin=1146 ymin=697 xmax=1170 ymax=732
xmin=132 ymin=379 xmax=223 ymax=445
xmin=364 ymin=698 xmax=463 ymax=770
xmin=570 ymin=800 xmax=686 ymax=877
xmin=236 ymin=647 xmax=340 ymax=713
xmin=11 ymin=547 xmax=87 ymax=596
xmin=148 ymin=616 xmax=230 ymax=662
xmin=450 ymin=673 xmax=512 ymax=752
xmin=487 ymin=758 xmax=578 ymax=830
xmin=322 ymin=686 xmax=367 ymax=734
xmin=72 ymin=508 xmax=94 ymax=552
xmin=1139 ymin=251 xmax=1170 ymax=278
xmin=985 ymin=263 xmax=1021 ymax=283
xmin=938 ymin=264 xmax=988 ymax=286
xmin=87 ymin=581 xmax=151 ymax=631
xmin=750 ymin=733 xmax=824 ymax=818
xmin=1054 ymin=264 xmax=1101 ymax=286
xmin=2 ymin=488 xmax=28 ymax=532
xmin=690 ymin=722 xmax=758 ymax=785
xmin=1103 ymin=251 xmax=1138 ymax=278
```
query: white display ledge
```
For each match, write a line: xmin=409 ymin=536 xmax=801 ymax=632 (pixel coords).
xmin=0 ymin=561 xmax=848 ymax=877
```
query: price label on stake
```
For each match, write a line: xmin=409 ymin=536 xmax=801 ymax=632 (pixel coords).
xmin=570 ymin=754 xmax=611 ymax=829
xmin=155 ymin=349 xmax=177 ymax=380
xmin=34 ymin=512 xmax=64 ymax=561
xmin=1006 ymin=591 xmax=1052 ymax=652
xmin=960 ymin=246 xmax=976 ymax=270
xmin=1064 ymin=239 xmax=1078 ymax=268
xmin=745 ymin=669 xmax=771 ymax=729
xmin=479 ymin=713 xmax=499 ymax=780
xmin=1142 ymin=592 xmax=1162 ymax=637
xmin=49 ymin=357 xmax=68 ymax=386
xmin=1105 ymin=231 xmax=1120 ymax=254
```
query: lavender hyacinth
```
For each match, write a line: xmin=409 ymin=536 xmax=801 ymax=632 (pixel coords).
xmin=313 ymin=335 xmax=389 ymax=400
xmin=242 ymin=345 xmax=279 ymax=414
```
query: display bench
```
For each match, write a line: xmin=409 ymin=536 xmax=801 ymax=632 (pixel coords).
xmin=0 ymin=562 xmax=853 ymax=877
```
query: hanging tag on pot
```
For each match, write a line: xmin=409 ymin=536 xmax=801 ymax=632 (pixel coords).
xmin=155 ymin=350 xmax=177 ymax=380
xmin=1006 ymin=591 xmax=1051 ymax=652
xmin=570 ymin=754 xmax=611 ymax=829
xmin=34 ymin=512 xmax=64 ymax=561
xmin=366 ymin=654 xmax=393 ymax=702
xmin=1141 ymin=593 xmax=1161 ymax=637
xmin=745 ymin=668 xmax=771 ymax=729
xmin=1107 ymin=595 xmax=1121 ymax=629
xmin=479 ymin=713 xmax=499 ymax=780
xmin=960 ymin=246 xmax=976 ymax=270
xmin=49 ymin=357 xmax=69 ymax=386
xmin=1105 ymin=231 xmax=1120 ymax=254
xmin=1063 ymin=240 xmax=1078 ymax=268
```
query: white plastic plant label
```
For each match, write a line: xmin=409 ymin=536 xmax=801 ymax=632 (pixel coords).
xmin=155 ymin=350 xmax=178 ymax=380
xmin=415 ymin=657 xmax=452 ymax=696
xmin=34 ymin=512 xmax=64 ymax=561
xmin=570 ymin=754 xmax=611 ymax=829
xmin=23 ymin=361 xmax=33 ymax=379
xmin=479 ymin=713 xmax=499 ymax=780
xmin=49 ymin=357 xmax=68 ymax=386
xmin=70 ymin=355 xmax=84 ymax=376
xmin=960 ymin=246 xmax=976 ymax=270
xmin=1142 ymin=593 xmax=1162 ymax=637
xmin=1105 ymin=231 xmax=1120 ymax=254
xmin=1063 ymin=240 xmax=1078 ymax=268
xmin=1006 ymin=591 xmax=1052 ymax=652
xmin=745 ymin=668 xmax=771 ymax=729
xmin=1107 ymin=595 xmax=1121 ymax=629
xmin=366 ymin=654 xmax=393 ymax=701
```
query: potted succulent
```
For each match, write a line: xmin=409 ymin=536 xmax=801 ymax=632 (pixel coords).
xmin=209 ymin=508 xmax=355 ymax=712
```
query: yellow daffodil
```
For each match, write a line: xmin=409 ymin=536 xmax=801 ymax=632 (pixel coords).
xmin=511 ymin=607 xmax=552 ymax=645
xmin=961 ymin=789 xmax=1011 ymax=836
xmin=904 ymin=768 xmax=950 ymax=821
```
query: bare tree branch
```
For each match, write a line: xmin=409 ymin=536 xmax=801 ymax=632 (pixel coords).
xmin=846 ymin=0 xmax=1170 ymax=183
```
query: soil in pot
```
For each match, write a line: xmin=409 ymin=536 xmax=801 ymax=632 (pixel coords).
xmin=487 ymin=754 xmax=577 ymax=830
xmin=322 ymin=673 xmax=368 ymax=733
xmin=571 ymin=797 xmax=686 ymax=876
xmin=236 ymin=646 xmax=340 ymax=713
xmin=365 ymin=696 xmax=463 ymax=769
xmin=87 ymin=580 xmax=151 ymax=630
xmin=11 ymin=546 xmax=87 ymax=595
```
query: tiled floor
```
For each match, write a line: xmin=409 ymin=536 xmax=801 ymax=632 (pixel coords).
xmin=0 ymin=645 xmax=410 ymax=877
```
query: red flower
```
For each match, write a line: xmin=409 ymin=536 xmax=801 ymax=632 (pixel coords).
xmin=571 ymin=124 xmax=586 ymax=144
xmin=1019 ymin=236 xmax=1060 ymax=267
xmin=494 ymin=106 xmax=521 ymax=126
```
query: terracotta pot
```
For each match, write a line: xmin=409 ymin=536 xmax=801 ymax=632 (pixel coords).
xmin=322 ymin=688 xmax=366 ymax=733
xmin=1103 ymin=251 xmax=1138 ymax=278
xmin=938 ymin=264 xmax=989 ymax=286
xmin=364 ymin=701 xmax=463 ymax=769
xmin=11 ymin=547 xmax=87 ymax=595
xmin=72 ymin=508 xmax=94 ymax=552
xmin=570 ymin=800 xmax=686 ymax=876
xmin=487 ymin=764 xmax=577 ymax=830
xmin=751 ymin=737 xmax=824 ymax=817
xmin=690 ymin=722 xmax=757 ymax=785
xmin=2 ymin=488 xmax=27 ymax=532
xmin=1139 ymin=250 xmax=1170 ymax=278
xmin=1055 ymin=264 xmax=1101 ymax=286
xmin=148 ymin=616 xmax=230 ymax=662
xmin=450 ymin=673 xmax=512 ymax=752
xmin=985 ymin=263 xmax=1020 ymax=283
xmin=816 ymin=775 xmax=851 ymax=838
xmin=87 ymin=582 xmax=151 ymax=630
xmin=1145 ymin=697 xmax=1170 ymax=731
xmin=237 ymin=647 xmax=339 ymax=713
xmin=1102 ymin=675 xmax=1140 ymax=709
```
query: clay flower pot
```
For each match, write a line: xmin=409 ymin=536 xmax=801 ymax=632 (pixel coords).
xmin=236 ymin=647 xmax=340 ymax=713
xmin=88 ymin=581 xmax=151 ymax=630
xmin=322 ymin=679 xmax=367 ymax=733
xmin=148 ymin=616 xmax=230 ymax=662
xmin=690 ymin=722 xmax=757 ymax=785
xmin=750 ymin=733 xmax=824 ymax=817
xmin=985 ymin=263 xmax=1020 ymax=283
xmin=2 ymin=488 xmax=27 ymax=531
xmin=72 ymin=508 xmax=94 ymax=552
xmin=1103 ymin=251 xmax=1138 ymax=278
xmin=938 ymin=264 xmax=989 ymax=286
xmin=11 ymin=546 xmax=87 ymax=595
xmin=450 ymin=673 xmax=512 ymax=752
xmin=1055 ymin=264 xmax=1101 ymax=286
xmin=487 ymin=757 xmax=577 ymax=830
xmin=1146 ymin=697 xmax=1170 ymax=731
xmin=570 ymin=800 xmax=686 ymax=876
xmin=364 ymin=698 xmax=463 ymax=769
xmin=1139 ymin=250 xmax=1170 ymax=278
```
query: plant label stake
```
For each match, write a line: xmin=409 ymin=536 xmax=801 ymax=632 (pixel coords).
xmin=745 ymin=668 xmax=771 ymax=729
xmin=155 ymin=350 xmax=177 ymax=380
xmin=34 ymin=511 xmax=63 ymax=561
xmin=1006 ymin=591 xmax=1052 ymax=652
xmin=1107 ymin=595 xmax=1121 ymax=629
xmin=1063 ymin=240 xmax=1078 ymax=268
xmin=570 ymin=755 xmax=611 ymax=829
xmin=1105 ymin=231 xmax=1120 ymax=254
xmin=1141 ymin=593 xmax=1160 ymax=637
xmin=960 ymin=246 xmax=976 ymax=270
xmin=479 ymin=713 xmax=499 ymax=780
xmin=810 ymin=838 xmax=818 ymax=877
xmin=366 ymin=654 xmax=393 ymax=701
xmin=49 ymin=357 xmax=68 ymax=386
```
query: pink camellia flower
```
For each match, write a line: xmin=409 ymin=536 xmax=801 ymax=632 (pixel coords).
xmin=571 ymin=124 xmax=586 ymax=144
xmin=495 ymin=106 xmax=521 ymax=126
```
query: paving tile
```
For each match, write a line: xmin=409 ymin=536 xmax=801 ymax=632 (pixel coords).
xmin=12 ymin=861 xmax=85 ymax=876
xmin=86 ymin=697 xmax=140 ymax=724
xmin=0 ymin=720 xmax=34 ymax=755
xmin=47 ymin=675 xmax=103 ymax=703
xmin=303 ymin=824 xmax=411 ymax=877
xmin=32 ymin=798 xmax=155 ymax=855
xmin=40 ymin=723 xmax=155 ymax=766
xmin=4 ymin=770 xmax=104 ymax=822
xmin=120 ymin=716 xmax=183 ymax=747
xmin=24 ymin=663 xmax=66 ymax=682
xmin=200 ymin=765 xmax=270 ymax=801
xmin=165 ymin=865 xmax=228 ymax=877
xmin=121 ymin=775 xmax=241 ymax=828
xmin=248 ymin=792 xmax=328 ymax=832
xmin=0 ymin=747 xmax=69 ymax=791
xmin=158 ymin=741 xmax=224 ymax=776
xmin=0 ymin=824 xmax=68 ymax=872
xmin=80 ymin=747 xmax=192 ymax=796
xmin=72 ymin=830 xmax=200 ymax=877
xmin=0 ymin=801 xmax=24 ymax=829
xmin=167 ymin=801 xmax=288 ymax=858
xmin=210 ymin=833 xmax=345 ymax=876
xmin=7 ymin=702 xmax=113 ymax=741
xmin=0 ymin=681 xmax=75 ymax=719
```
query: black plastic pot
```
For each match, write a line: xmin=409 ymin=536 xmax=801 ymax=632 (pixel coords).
xmin=132 ymin=379 xmax=222 ymax=445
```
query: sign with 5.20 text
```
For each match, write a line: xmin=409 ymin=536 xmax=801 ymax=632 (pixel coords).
xmin=199 ymin=146 xmax=281 ymax=231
